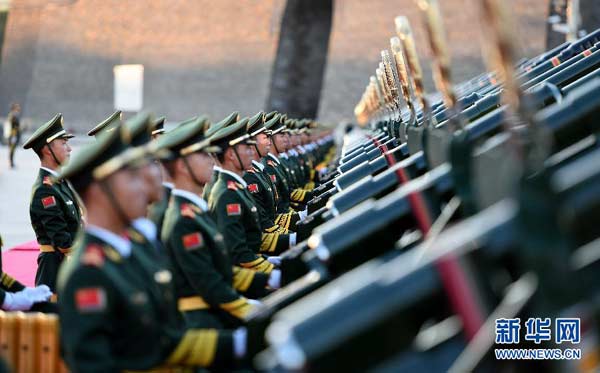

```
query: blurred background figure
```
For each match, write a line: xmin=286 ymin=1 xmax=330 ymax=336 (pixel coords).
xmin=6 ymin=102 xmax=21 ymax=169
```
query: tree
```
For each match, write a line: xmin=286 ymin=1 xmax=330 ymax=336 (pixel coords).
xmin=266 ymin=0 xmax=334 ymax=119
xmin=546 ymin=0 xmax=600 ymax=49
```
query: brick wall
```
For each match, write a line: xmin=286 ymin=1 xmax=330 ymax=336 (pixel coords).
xmin=0 ymin=0 xmax=547 ymax=132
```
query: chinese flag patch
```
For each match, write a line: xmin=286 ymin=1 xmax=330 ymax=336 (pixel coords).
xmin=75 ymin=288 xmax=106 ymax=313
xmin=226 ymin=203 xmax=241 ymax=216
xmin=227 ymin=181 xmax=237 ymax=190
xmin=41 ymin=196 xmax=57 ymax=209
xmin=270 ymin=175 xmax=277 ymax=183
xmin=182 ymin=232 xmax=203 ymax=250
xmin=248 ymin=184 xmax=259 ymax=193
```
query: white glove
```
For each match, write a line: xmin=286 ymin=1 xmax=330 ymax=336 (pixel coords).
xmin=246 ymin=298 xmax=263 ymax=307
xmin=268 ymin=269 xmax=281 ymax=289
xmin=2 ymin=285 xmax=52 ymax=311
xmin=233 ymin=327 xmax=247 ymax=358
xmin=289 ymin=232 xmax=297 ymax=247
xmin=298 ymin=209 xmax=308 ymax=221
xmin=267 ymin=256 xmax=282 ymax=266
xmin=24 ymin=285 xmax=53 ymax=301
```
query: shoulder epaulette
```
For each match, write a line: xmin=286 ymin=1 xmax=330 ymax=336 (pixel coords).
xmin=181 ymin=203 xmax=197 ymax=218
xmin=81 ymin=243 xmax=105 ymax=267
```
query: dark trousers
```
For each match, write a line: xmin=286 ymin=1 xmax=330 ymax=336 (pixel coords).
xmin=8 ymin=132 xmax=19 ymax=167
xmin=35 ymin=251 xmax=65 ymax=292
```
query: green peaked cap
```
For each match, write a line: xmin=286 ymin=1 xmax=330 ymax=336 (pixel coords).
xmin=205 ymin=111 xmax=240 ymax=138
xmin=209 ymin=117 xmax=253 ymax=149
xmin=155 ymin=116 xmax=220 ymax=158
xmin=247 ymin=111 xmax=270 ymax=136
xmin=23 ymin=113 xmax=74 ymax=152
xmin=88 ymin=110 xmax=123 ymax=137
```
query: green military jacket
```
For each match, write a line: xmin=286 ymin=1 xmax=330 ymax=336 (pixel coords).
xmin=262 ymin=154 xmax=292 ymax=213
xmin=243 ymin=161 xmax=278 ymax=229
xmin=162 ymin=189 xmax=268 ymax=324
xmin=282 ymin=152 xmax=314 ymax=205
xmin=29 ymin=168 xmax=82 ymax=250
xmin=208 ymin=170 xmax=274 ymax=273
xmin=147 ymin=182 xmax=173 ymax=239
xmin=278 ymin=153 xmax=299 ymax=189
xmin=58 ymin=228 xmax=234 ymax=371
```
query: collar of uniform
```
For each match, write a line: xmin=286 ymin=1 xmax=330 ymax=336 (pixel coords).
xmin=217 ymin=168 xmax=248 ymax=188
xmin=317 ymin=139 xmax=325 ymax=145
xmin=213 ymin=165 xmax=223 ymax=172
xmin=297 ymin=145 xmax=306 ymax=154
xmin=171 ymin=188 xmax=209 ymax=212
xmin=40 ymin=166 xmax=60 ymax=178
xmin=279 ymin=152 xmax=289 ymax=160
xmin=86 ymin=225 xmax=132 ymax=258
xmin=131 ymin=218 xmax=158 ymax=242
xmin=162 ymin=182 xmax=174 ymax=190
xmin=252 ymin=160 xmax=265 ymax=171
xmin=267 ymin=153 xmax=281 ymax=164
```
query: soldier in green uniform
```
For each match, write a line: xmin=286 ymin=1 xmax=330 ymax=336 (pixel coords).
xmin=23 ymin=114 xmax=82 ymax=292
xmin=208 ymin=118 xmax=292 ymax=273
xmin=280 ymin=119 xmax=314 ymax=206
xmin=279 ymin=120 xmax=303 ymax=190
xmin=253 ymin=115 xmax=306 ymax=232
xmin=262 ymin=114 xmax=293 ymax=214
xmin=7 ymin=103 xmax=21 ymax=169
xmin=241 ymin=113 xmax=298 ymax=252
xmin=56 ymin=126 xmax=248 ymax=371
xmin=243 ymin=112 xmax=284 ymax=232
xmin=121 ymin=113 xmax=170 ymax=244
xmin=244 ymin=112 xmax=309 ymax=236
xmin=202 ymin=111 xmax=240 ymax=202
xmin=261 ymin=115 xmax=313 ymax=214
xmin=158 ymin=116 xmax=280 ymax=330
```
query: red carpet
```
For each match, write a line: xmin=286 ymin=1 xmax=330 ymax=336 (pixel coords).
xmin=2 ymin=241 xmax=39 ymax=287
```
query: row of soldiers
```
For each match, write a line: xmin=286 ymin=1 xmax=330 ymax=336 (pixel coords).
xmin=1 ymin=109 xmax=334 ymax=370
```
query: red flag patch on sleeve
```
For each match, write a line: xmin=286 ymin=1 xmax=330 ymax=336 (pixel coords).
xmin=248 ymin=184 xmax=259 ymax=193
xmin=41 ymin=196 xmax=57 ymax=209
xmin=227 ymin=181 xmax=237 ymax=190
xmin=182 ymin=232 xmax=203 ymax=250
xmin=270 ymin=175 xmax=277 ymax=183
xmin=226 ymin=203 xmax=241 ymax=216
xmin=75 ymin=287 xmax=107 ymax=313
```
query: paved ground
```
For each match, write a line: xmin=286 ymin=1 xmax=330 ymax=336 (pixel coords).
xmin=0 ymin=137 xmax=90 ymax=250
